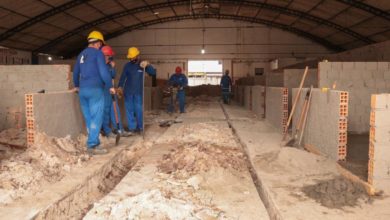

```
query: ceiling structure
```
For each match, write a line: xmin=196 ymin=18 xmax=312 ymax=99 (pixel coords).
xmin=0 ymin=0 xmax=388 ymax=58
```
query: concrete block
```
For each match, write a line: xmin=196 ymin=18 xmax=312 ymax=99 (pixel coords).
xmin=378 ymin=62 xmax=389 ymax=70
xmin=372 ymin=70 xmax=384 ymax=79
xmin=366 ymin=62 xmax=378 ymax=70
xmin=342 ymin=62 xmax=355 ymax=70
xmin=252 ymin=85 xmax=265 ymax=118
xmin=331 ymin=62 xmax=342 ymax=70
xmin=384 ymin=71 xmax=390 ymax=80
xmin=354 ymin=62 xmax=366 ymax=70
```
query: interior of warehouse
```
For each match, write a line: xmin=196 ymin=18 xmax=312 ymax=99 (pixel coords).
xmin=0 ymin=1 xmax=389 ymax=219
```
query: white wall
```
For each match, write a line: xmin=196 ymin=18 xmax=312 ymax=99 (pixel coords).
xmin=104 ymin=19 xmax=331 ymax=80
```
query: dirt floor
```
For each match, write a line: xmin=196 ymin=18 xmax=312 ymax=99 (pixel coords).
xmin=84 ymin=99 xmax=269 ymax=220
xmin=338 ymin=134 xmax=369 ymax=181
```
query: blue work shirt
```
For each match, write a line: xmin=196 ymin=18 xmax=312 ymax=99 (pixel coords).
xmin=169 ymin=73 xmax=188 ymax=88
xmin=73 ymin=47 xmax=112 ymax=90
xmin=107 ymin=63 xmax=116 ymax=79
xmin=220 ymin=74 xmax=232 ymax=88
xmin=118 ymin=61 xmax=156 ymax=95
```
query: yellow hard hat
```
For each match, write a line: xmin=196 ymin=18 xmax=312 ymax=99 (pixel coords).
xmin=127 ymin=47 xmax=140 ymax=59
xmin=87 ymin=30 xmax=104 ymax=43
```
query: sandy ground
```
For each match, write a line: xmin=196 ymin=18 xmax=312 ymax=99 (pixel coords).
xmin=84 ymin=102 xmax=269 ymax=220
xmin=225 ymin=103 xmax=390 ymax=220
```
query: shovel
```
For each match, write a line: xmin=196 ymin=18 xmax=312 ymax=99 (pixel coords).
xmin=111 ymin=94 xmax=121 ymax=146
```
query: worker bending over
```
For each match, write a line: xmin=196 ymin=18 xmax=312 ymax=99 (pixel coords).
xmin=168 ymin=66 xmax=188 ymax=113
xmin=73 ymin=30 xmax=114 ymax=155
xmin=100 ymin=46 xmax=129 ymax=137
xmin=220 ymin=70 xmax=233 ymax=104
xmin=118 ymin=47 xmax=156 ymax=133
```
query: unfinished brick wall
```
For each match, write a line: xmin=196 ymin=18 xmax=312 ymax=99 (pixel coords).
xmin=0 ymin=65 xmax=70 ymax=131
xmin=368 ymin=94 xmax=390 ymax=191
xmin=25 ymin=91 xmax=84 ymax=146
xmin=318 ymin=61 xmax=390 ymax=134
xmin=292 ymin=88 xmax=349 ymax=161
xmin=265 ymin=87 xmax=288 ymax=133
xmin=244 ymin=86 xmax=252 ymax=110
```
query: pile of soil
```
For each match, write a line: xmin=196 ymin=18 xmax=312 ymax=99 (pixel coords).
xmin=158 ymin=143 xmax=246 ymax=179
xmin=0 ymin=132 xmax=91 ymax=205
xmin=302 ymin=176 xmax=369 ymax=209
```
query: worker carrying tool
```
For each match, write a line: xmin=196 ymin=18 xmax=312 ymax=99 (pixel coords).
xmin=168 ymin=66 xmax=188 ymax=113
xmin=100 ymin=45 xmax=131 ymax=140
xmin=220 ymin=70 xmax=232 ymax=104
xmin=117 ymin=47 xmax=156 ymax=133
xmin=73 ymin=30 xmax=114 ymax=155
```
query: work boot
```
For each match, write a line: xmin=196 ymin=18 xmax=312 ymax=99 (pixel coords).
xmin=87 ymin=145 xmax=108 ymax=155
xmin=119 ymin=130 xmax=134 ymax=137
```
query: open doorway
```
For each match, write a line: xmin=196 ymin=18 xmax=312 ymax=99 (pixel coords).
xmin=187 ymin=60 xmax=223 ymax=86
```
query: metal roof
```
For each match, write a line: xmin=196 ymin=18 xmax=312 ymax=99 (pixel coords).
xmin=0 ymin=0 xmax=388 ymax=57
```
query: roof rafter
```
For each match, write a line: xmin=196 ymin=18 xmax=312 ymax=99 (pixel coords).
xmin=0 ymin=0 xmax=90 ymax=42
xmin=34 ymin=0 xmax=373 ymax=53
xmin=336 ymin=0 xmax=390 ymax=21
xmin=61 ymin=14 xmax=343 ymax=58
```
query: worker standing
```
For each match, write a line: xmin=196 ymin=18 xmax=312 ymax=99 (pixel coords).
xmin=73 ymin=30 xmax=115 ymax=155
xmin=117 ymin=47 xmax=156 ymax=133
xmin=100 ymin=45 xmax=129 ymax=137
xmin=220 ymin=70 xmax=233 ymax=104
xmin=168 ymin=66 xmax=188 ymax=113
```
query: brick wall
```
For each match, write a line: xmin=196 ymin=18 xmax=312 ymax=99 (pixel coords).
xmin=292 ymin=88 xmax=349 ymax=161
xmin=318 ymin=62 xmax=390 ymax=134
xmin=252 ymin=86 xmax=265 ymax=118
xmin=0 ymin=65 xmax=70 ymax=131
xmin=25 ymin=91 xmax=83 ymax=146
xmin=368 ymin=94 xmax=390 ymax=191
xmin=265 ymin=87 xmax=288 ymax=133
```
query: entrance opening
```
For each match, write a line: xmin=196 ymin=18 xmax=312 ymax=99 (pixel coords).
xmin=187 ymin=60 xmax=223 ymax=86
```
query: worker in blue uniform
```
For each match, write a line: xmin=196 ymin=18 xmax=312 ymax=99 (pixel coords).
xmin=73 ymin=30 xmax=114 ymax=155
xmin=220 ymin=70 xmax=233 ymax=104
xmin=117 ymin=47 xmax=156 ymax=133
xmin=168 ymin=66 xmax=188 ymax=113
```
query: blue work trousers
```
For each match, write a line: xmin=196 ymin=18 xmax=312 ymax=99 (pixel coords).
xmin=177 ymin=90 xmax=185 ymax=113
xmin=222 ymin=87 xmax=230 ymax=104
xmin=102 ymin=91 xmax=112 ymax=135
xmin=79 ymin=88 xmax=104 ymax=148
xmin=124 ymin=94 xmax=143 ymax=131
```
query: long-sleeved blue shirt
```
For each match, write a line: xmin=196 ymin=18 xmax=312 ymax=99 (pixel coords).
xmin=107 ymin=63 xmax=116 ymax=79
xmin=220 ymin=74 xmax=232 ymax=88
xmin=73 ymin=47 xmax=112 ymax=90
xmin=169 ymin=73 xmax=188 ymax=88
xmin=118 ymin=61 xmax=156 ymax=95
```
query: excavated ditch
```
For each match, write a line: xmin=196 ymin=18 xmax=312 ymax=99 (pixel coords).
xmin=33 ymin=144 xmax=146 ymax=220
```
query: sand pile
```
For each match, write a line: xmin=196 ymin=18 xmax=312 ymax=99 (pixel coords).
xmin=158 ymin=143 xmax=246 ymax=179
xmin=0 ymin=132 xmax=91 ymax=205
xmin=302 ymin=176 xmax=369 ymax=208
xmin=254 ymin=147 xmax=337 ymax=175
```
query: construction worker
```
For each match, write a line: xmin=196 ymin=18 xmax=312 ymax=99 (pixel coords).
xmin=117 ymin=47 xmax=156 ymax=133
xmin=73 ymin=30 xmax=114 ymax=155
xmin=100 ymin=45 xmax=129 ymax=137
xmin=220 ymin=70 xmax=232 ymax=104
xmin=168 ymin=66 xmax=188 ymax=113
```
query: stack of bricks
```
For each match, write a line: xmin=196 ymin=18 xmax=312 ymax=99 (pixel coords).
xmin=318 ymin=61 xmax=390 ymax=134
xmin=25 ymin=91 xmax=84 ymax=147
xmin=0 ymin=65 xmax=70 ymax=131
xmin=265 ymin=87 xmax=288 ymax=133
xmin=368 ymin=94 xmax=390 ymax=191
xmin=292 ymin=88 xmax=349 ymax=161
